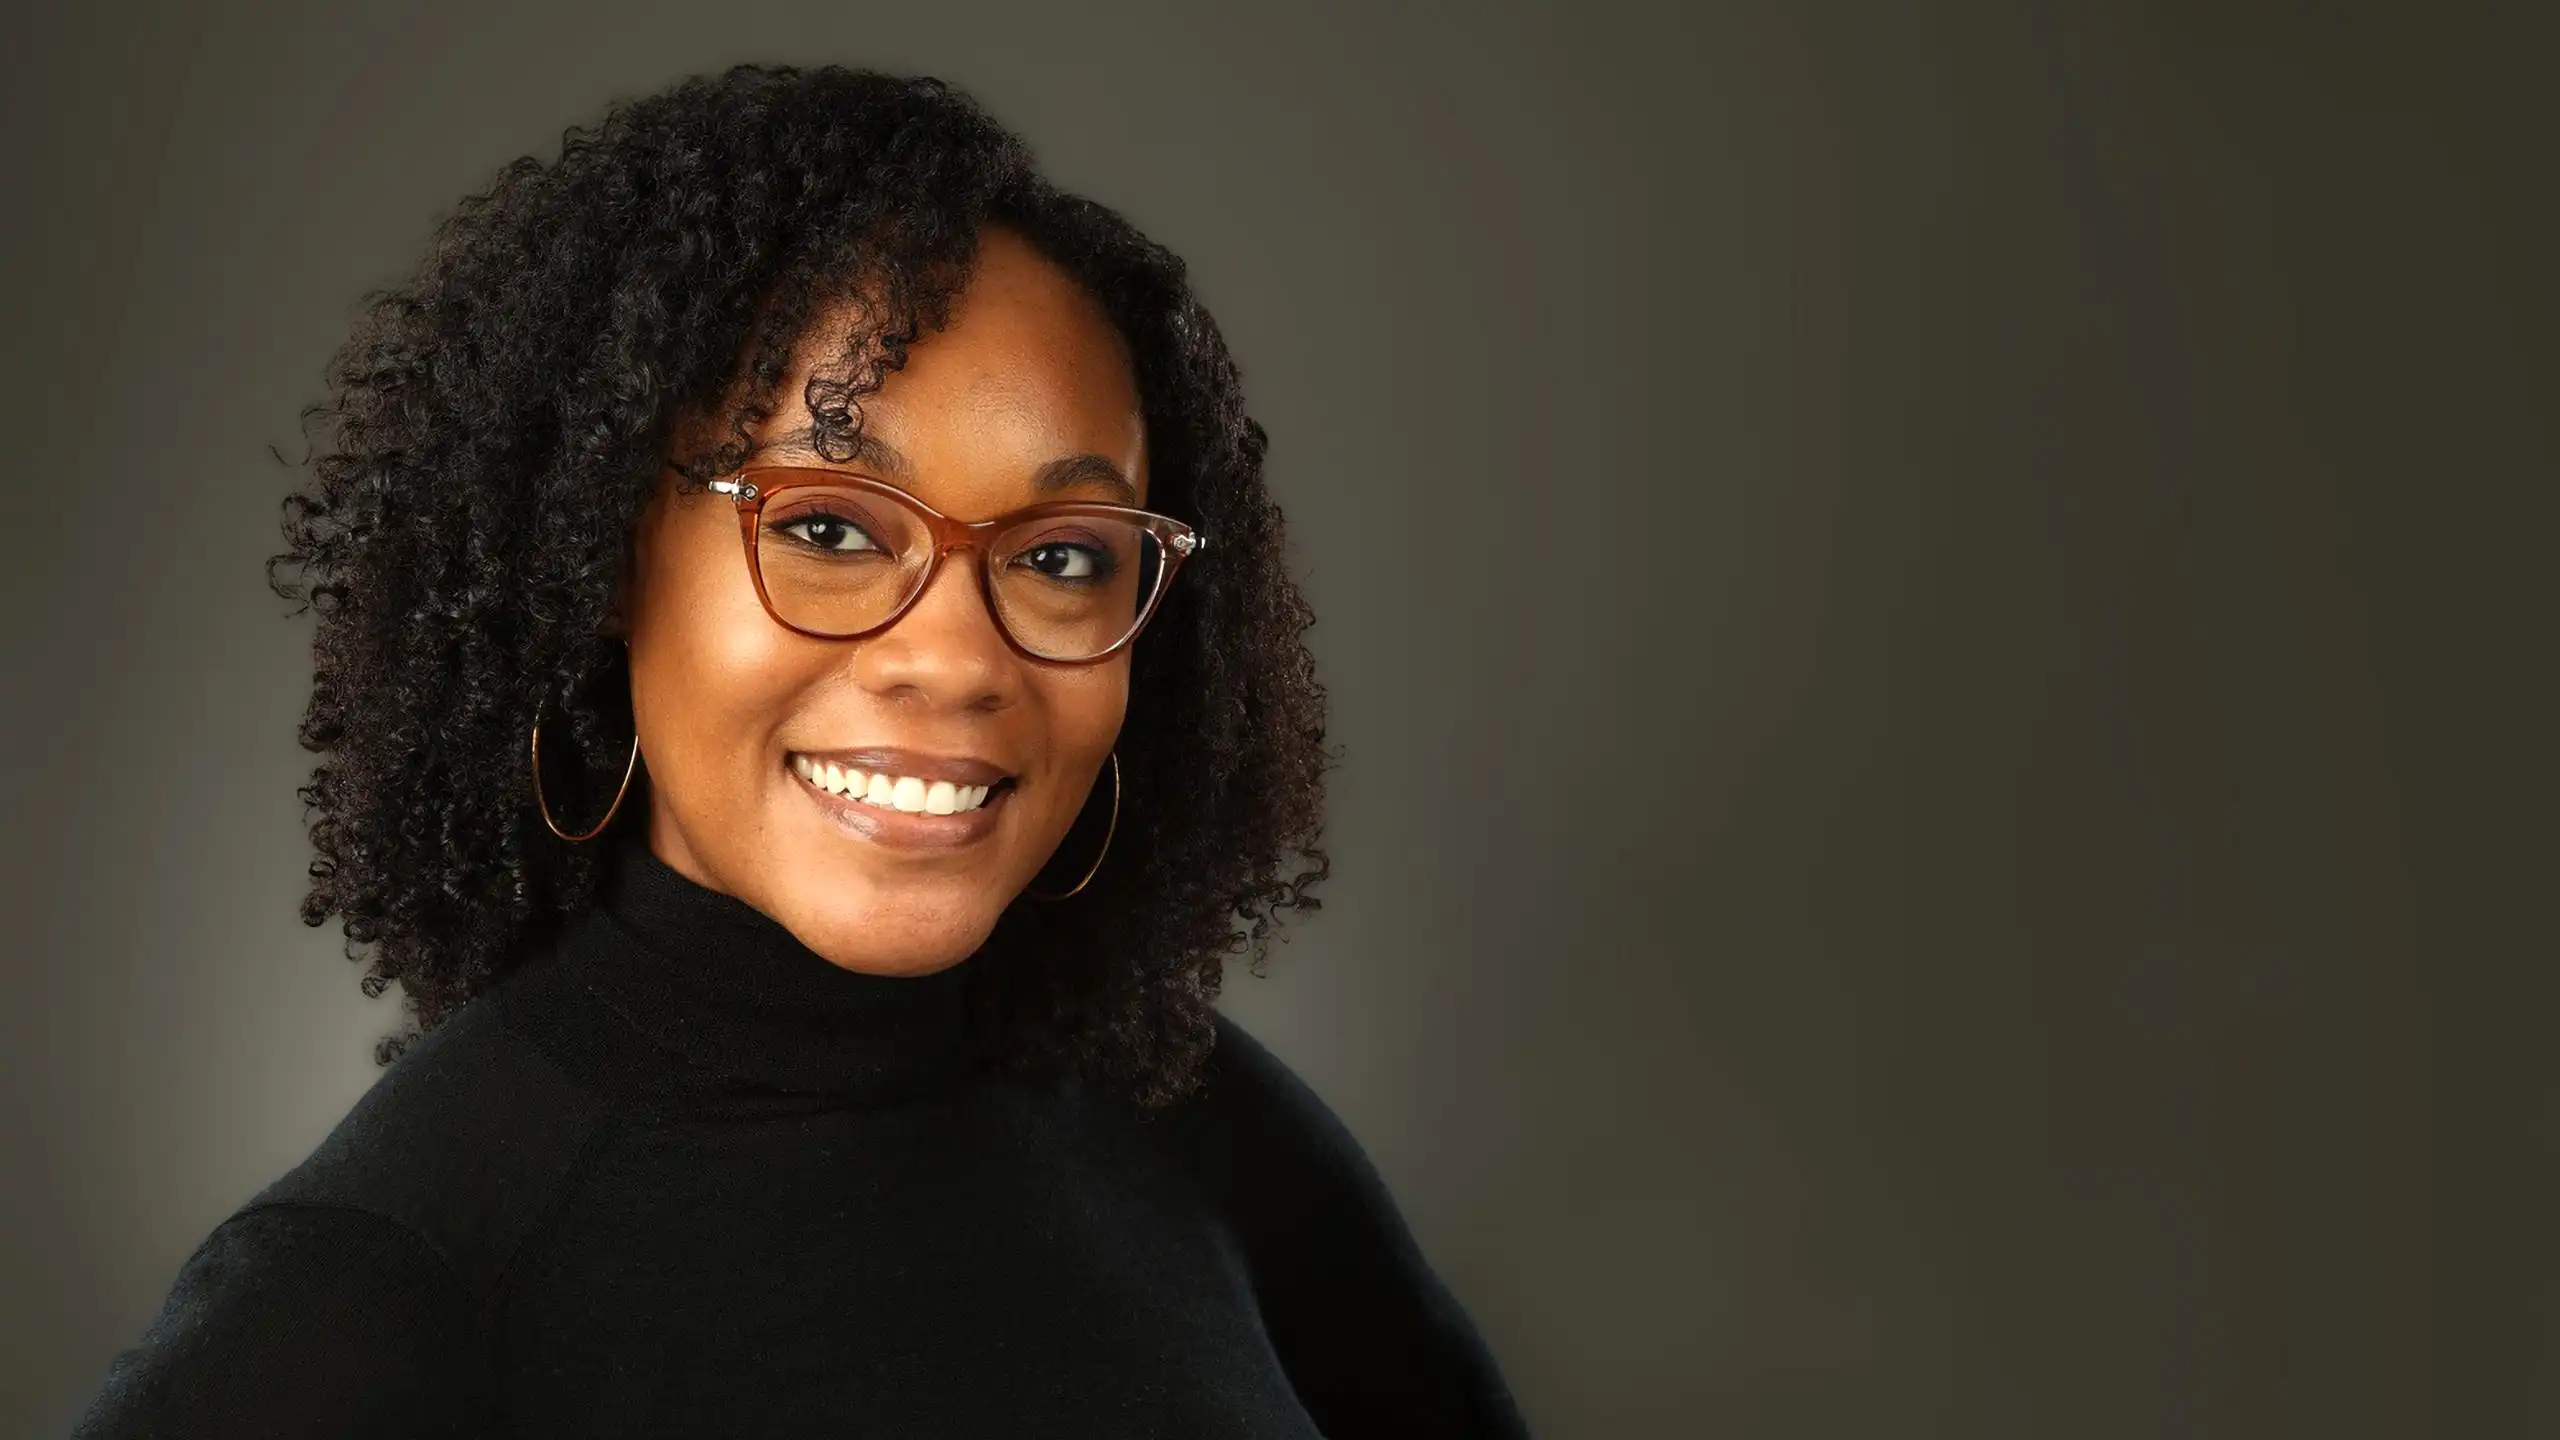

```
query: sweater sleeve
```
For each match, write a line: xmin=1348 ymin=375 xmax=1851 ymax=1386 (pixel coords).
xmin=1178 ymin=1014 xmax=1533 ymax=1439
xmin=69 ymin=1200 xmax=491 ymax=1439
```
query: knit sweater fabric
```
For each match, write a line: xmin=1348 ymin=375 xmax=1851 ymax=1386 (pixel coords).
xmin=70 ymin=832 xmax=1529 ymax=1437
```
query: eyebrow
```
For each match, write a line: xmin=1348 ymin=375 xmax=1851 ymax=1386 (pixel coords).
xmin=755 ymin=425 xmax=1140 ymax=506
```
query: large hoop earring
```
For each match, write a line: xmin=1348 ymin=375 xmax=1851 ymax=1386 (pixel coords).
xmin=1024 ymin=750 xmax=1119 ymax=902
xmin=530 ymin=696 xmax=640 ymax=843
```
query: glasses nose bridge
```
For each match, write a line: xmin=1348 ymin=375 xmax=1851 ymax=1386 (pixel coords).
xmin=909 ymin=517 xmax=1007 ymax=624
xmin=923 ymin=514 xmax=1005 ymax=566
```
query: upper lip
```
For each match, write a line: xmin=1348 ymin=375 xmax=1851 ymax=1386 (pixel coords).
xmin=788 ymin=747 xmax=1015 ymax=786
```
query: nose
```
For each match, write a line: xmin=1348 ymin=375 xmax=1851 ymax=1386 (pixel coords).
xmin=846 ymin=546 xmax=1022 ymax=711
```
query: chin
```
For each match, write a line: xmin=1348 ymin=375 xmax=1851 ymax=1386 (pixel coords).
xmin=790 ymin=898 xmax=997 ymax=978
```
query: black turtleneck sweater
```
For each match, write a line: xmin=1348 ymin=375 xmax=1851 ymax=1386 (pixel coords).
xmin=70 ymin=835 xmax=1529 ymax=1438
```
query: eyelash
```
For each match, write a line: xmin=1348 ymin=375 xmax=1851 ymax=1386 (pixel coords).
xmin=771 ymin=510 xmax=882 ymax=553
xmin=1014 ymin=537 xmax=1117 ymax=584
xmin=766 ymin=512 xmax=1121 ymax=586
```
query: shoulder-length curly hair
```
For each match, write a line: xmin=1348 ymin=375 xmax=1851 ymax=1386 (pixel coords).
xmin=267 ymin=63 xmax=1329 ymax=1111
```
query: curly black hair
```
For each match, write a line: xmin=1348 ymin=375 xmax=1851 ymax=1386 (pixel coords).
xmin=265 ymin=63 xmax=1330 ymax=1112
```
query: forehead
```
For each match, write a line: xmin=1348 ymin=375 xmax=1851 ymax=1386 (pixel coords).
xmin=756 ymin=230 xmax=1148 ymax=511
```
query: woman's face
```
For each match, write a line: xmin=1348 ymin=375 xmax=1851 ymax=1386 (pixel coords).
xmin=620 ymin=228 xmax=1146 ymax=976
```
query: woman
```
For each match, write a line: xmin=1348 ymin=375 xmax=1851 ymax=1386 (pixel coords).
xmin=71 ymin=64 xmax=1528 ymax=1438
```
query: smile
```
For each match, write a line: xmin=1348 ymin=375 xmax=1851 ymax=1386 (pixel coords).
xmin=787 ymin=753 xmax=1009 ymax=815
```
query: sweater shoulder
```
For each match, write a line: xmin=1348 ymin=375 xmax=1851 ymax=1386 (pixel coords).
xmin=1189 ymin=1011 xmax=1371 ymax=1156
xmin=245 ymin=976 xmax=616 ymax=1305
xmin=70 ymin=1201 xmax=490 ymax=1438
xmin=1144 ymin=1010 xmax=1395 ymax=1218
xmin=1151 ymin=1011 xmax=1535 ymax=1437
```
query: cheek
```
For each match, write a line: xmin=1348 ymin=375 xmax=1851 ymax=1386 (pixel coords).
xmin=1018 ymin=659 xmax=1130 ymax=847
xmin=627 ymin=534 xmax=806 ymax=812
xmin=1033 ymin=659 xmax=1130 ymax=770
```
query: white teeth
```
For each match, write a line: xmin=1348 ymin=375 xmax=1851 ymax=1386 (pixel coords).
xmin=793 ymin=754 xmax=1000 ymax=813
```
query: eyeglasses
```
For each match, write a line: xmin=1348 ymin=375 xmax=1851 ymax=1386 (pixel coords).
xmin=688 ymin=464 xmax=1205 ymax=663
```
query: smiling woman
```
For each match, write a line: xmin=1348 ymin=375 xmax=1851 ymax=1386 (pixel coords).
xmin=619 ymin=228 xmax=1196 ymax=975
xmin=68 ymin=63 xmax=1529 ymax=1438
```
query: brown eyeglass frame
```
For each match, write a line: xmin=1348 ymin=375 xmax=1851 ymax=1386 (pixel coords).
xmin=685 ymin=463 xmax=1205 ymax=664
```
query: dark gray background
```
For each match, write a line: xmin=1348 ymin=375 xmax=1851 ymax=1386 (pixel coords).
xmin=4 ymin=2 xmax=2545 ymax=1436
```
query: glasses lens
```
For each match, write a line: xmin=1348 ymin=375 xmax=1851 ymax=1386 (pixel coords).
xmin=753 ymin=484 xmax=932 ymax=635
xmin=988 ymin=513 xmax=1166 ymax=660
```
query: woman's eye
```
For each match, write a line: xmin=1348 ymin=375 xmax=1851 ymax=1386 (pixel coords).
xmin=777 ymin=513 xmax=882 ymax=553
xmin=1018 ymin=542 xmax=1110 ymax=581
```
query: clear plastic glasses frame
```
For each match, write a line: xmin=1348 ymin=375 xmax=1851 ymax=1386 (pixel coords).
xmin=689 ymin=463 xmax=1205 ymax=664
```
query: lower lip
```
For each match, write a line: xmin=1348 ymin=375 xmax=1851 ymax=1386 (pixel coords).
xmin=792 ymin=763 xmax=1012 ymax=850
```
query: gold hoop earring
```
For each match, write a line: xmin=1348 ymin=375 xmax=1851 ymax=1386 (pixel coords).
xmin=530 ymin=697 xmax=640 ymax=843
xmin=1024 ymin=750 xmax=1119 ymax=902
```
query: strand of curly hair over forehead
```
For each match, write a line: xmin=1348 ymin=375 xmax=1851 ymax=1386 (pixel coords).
xmin=267 ymin=64 xmax=1330 ymax=1110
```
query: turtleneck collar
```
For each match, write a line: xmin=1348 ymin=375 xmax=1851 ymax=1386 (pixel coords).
xmin=532 ymin=829 xmax=981 ymax=1100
